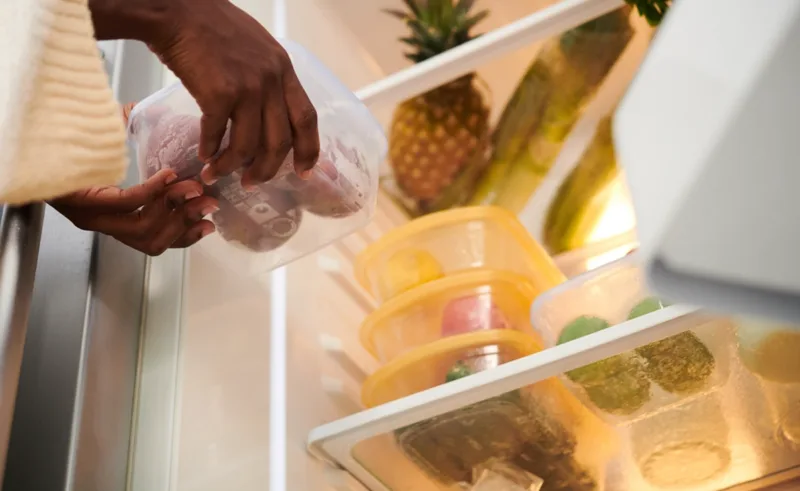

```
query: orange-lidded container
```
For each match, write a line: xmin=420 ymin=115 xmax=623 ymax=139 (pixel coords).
xmin=359 ymin=330 xmax=617 ymax=491
xmin=361 ymin=330 xmax=539 ymax=408
xmin=354 ymin=207 xmax=565 ymax=303
xmin=360 ymin=270 xmax=544 ymax=364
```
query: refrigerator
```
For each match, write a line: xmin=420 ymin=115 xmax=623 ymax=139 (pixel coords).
xmin=2 ymin=0 xmax=799 ymax=490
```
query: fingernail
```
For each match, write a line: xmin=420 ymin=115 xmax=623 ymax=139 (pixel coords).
xmin=200 ymin=165 xmax=217 ymax=185
xmin=298 ymin=169 xmax=313 ymax=180
xmin=200 ymin=205 xmax=219 ymax=217
xmin=200 ymin=227 xmax=215 ymax=239
xmin=165 ymin=173 xmax=178 ymax=185
xmin=184 ymin=191 xmax=201 ymax=201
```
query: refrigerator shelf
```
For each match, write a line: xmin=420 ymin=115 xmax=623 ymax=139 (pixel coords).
xmin=353 ymin=0 xmax=625 ymax=109
xmin=308 ymin=305 xmax=800 ymax=491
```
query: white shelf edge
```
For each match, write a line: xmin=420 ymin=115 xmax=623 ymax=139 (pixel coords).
xmin=307 ymin=305 xmax=704 ymax=491
xmin=355 ymin=0 xmax=625 ymax=109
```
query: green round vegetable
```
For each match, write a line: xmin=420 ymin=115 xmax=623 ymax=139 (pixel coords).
xmin=559 ymin=316 xmax=651 ymax=414
xmin=628 ymin=297 xmax=667 ymax=320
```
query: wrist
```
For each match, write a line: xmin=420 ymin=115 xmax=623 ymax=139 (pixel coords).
xmin=89 ymin=0 xmax=182 ymax=45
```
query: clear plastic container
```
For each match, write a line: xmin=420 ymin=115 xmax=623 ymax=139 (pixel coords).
xmin=360 ymin=270 xmax=545 ymax=364
xmin=630 ymin=395 xmax=731 ymax=488
xmin=380 ymin=352 xmax=614 ymax=491
xmin=735 ymin=318 xmax=800 ymax=444
xmin=470 ymin=461 xmax=544 ymax=491
xmin=530 ymin=255 xmax=733 ymax=425
xmin=354 ymin=207 xmax=565 ymax=303
xmin=361 ymin=330 xmax=540 ymax=408
xmin=126 ymin=39 xmax=387 ymax=274
xmin=352 ymin=368 xmax=616 ymax=491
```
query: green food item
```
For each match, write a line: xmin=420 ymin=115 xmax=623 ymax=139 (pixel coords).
xmin=637 ymin=333 xmax=716 ymax=395
xmin=629 ymin=297 xmax=717 ymax=395
xmin=394 ymin=360 xmax=598 ymax=489
xmin=559 ymin=316 xmax=651 ymax=415
xmin=469 ymin=8 xmax=634 ymax=211
xmin=584 ymin=367 xmax=651 ymax=415
xmin=543 ymin=117 xmax=620 ymax=254
xmin=628 ymin=296 xmax=668 ymax=320
xmin=624 ymin=0 xmax=672 ymax=26
xmin=446 ymin=360 xmax=474 ymax=382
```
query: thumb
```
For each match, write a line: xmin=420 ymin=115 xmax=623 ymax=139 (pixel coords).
xmin=86 ymin=169 xmax=178 ymax=213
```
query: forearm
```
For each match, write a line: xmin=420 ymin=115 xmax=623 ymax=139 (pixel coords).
xmin=88 ymin=0 xmax=180 ymax=44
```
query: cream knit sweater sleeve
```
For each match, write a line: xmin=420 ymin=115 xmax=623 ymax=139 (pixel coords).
xmin=0 ymin=0 xmax=128 ymax=205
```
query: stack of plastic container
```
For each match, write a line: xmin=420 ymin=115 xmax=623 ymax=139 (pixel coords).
xmin=354 ymin=206 xmax=615 ymax=491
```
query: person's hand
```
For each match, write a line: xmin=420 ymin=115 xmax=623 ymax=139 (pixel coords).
xmin=50 ymin=169 xmax=218 ymax=256
xmin=148 ymin=1 xmax=320 ymax=189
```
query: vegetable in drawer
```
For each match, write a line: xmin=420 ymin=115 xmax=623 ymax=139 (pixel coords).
xmin=558 ymin=316 xmax=652 ymax=415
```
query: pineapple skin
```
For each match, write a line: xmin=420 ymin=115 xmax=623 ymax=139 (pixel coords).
xmin=389 ymin=76 xmax=490 ymax=209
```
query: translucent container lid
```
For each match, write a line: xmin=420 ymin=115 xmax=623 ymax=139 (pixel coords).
xmin=530 ymin=255 xmax=733 ymax=425
xmin=354 ymin=207 xmax=566 ymax=303
xmin=361 ymin=330 xmax=540 ymax=408
xmin=126 ymin=39 xmax=387 ymax=275
xmin=735 ymin=318 xmax=800 ymax=384
xmin=360 ymin=270 xmax=544 ymax=364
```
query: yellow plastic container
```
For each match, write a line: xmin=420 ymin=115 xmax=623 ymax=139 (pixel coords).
xmin=360 ymin=270 xmax=544 ymax=364
xmin=355 ymin=207 xmax=566 ymax=302
xmin=361 ymin=330 xmax=540 ymax=408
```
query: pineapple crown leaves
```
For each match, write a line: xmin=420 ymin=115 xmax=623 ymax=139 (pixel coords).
xmin=384 ymin=0 xmax=489 ymax=63
xmin=624 ymin=0 xmax=671 ymax=26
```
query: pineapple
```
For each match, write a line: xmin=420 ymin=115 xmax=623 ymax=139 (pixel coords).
xmin=385 ymin=0 xmax=491 ymax=215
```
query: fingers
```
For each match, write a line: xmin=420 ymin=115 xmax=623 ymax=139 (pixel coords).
xmin=89 ymin=192 xmax=219 ymax=256
xmin=198 ymin=104 xmax=231 ymax=167
xmin=203 ymin=91 xmax=262 ymax=184
xmin=241 ymin=80 xmax=292 ymax=188
xmin=121 ymin=102 xmax=137 ymax=126
xmin=163 ymin=180 xmax=204 ymax=207
xmin=60 ymin=169 xmax=178 ymax=214
xmin=282 ymin=69 xmax=320 ymax=178
xmin=171 ymin=220 xmax=216 ymax=249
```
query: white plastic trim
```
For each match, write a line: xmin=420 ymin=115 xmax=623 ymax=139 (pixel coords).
xmin=355 ymin=0 xmax=624 ymax=108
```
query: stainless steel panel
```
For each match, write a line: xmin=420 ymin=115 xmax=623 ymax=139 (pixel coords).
xmin=2 ymin=41 xmax=164 ymax=491
xmin=0 ymin=204 xmax=44 ymax=480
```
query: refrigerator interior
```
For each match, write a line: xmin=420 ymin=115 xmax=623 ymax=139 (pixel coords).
xmin=126 ymin=1 xmax=800 ymax=491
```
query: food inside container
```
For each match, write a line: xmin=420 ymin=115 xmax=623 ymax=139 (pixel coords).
xmin=361 ymin=330 xmax=615 ymax=491
xmin=469 ymin=461 xmax=544 ymax=491
xmin=361 ymin=330 xmax=539 ymax=408
xmin=359 ymin=270 xmax=544 ymax=363
xmin=355 ymin=207 xmax=565 ymax=302
xmin=736 ymin=319 xmax=800 ymax=444
xmin=531 ymin=255 xmax=732 ymax=424
xmin=631 ymin=395 xmax=731 ymax=488
xmin=126 ymin=39 xmax=386 ymax=274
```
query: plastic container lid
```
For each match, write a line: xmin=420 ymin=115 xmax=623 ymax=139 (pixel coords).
xmin=126 ymin=39 xmax=387 ymax=275
xmin=361 ymin=330 xmax=540 ymax=408
xmin=530 ymin=255 xmax=733 ymax=425
xmin=360 ymin=269 xmax=543 ymax=364
xmin=354 ymin=207 xmax=566 ymax=302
